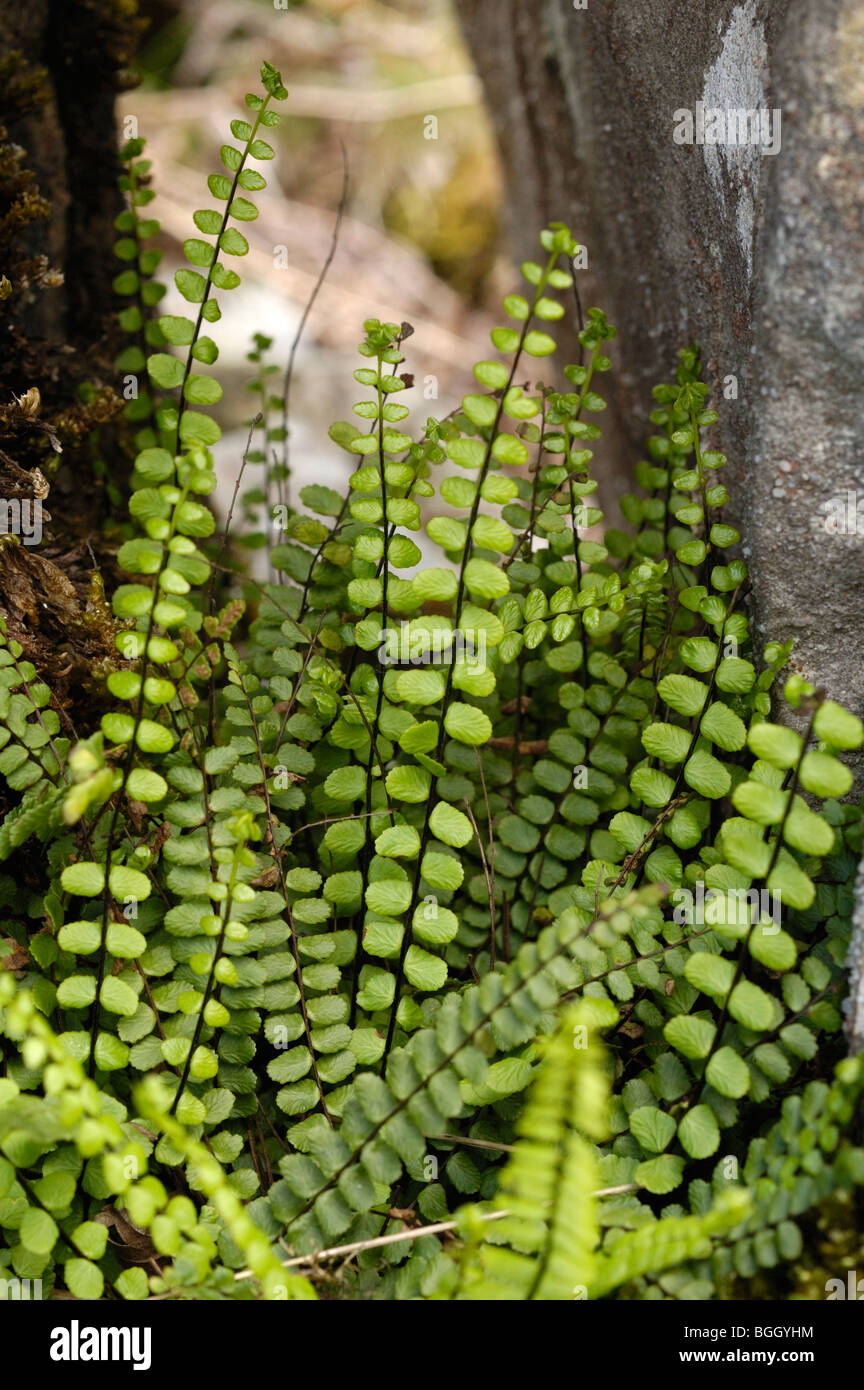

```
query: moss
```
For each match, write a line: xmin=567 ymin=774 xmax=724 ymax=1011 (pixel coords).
xmin=383 ymin=147 xmax=501 ymax=303
xmin=51 ymin=386 xmax=125 ymax=454
xmin=0 ymin=55 xmax=60 ymax=313
xmin=0 ymin=52 xmax=52 ymax=125
xmin=791 ymin=1192 xmax=864 ymax=1300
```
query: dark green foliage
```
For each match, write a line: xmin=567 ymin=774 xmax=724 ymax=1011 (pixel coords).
xmin=0 ymin=65 xmax=862 ymax=1303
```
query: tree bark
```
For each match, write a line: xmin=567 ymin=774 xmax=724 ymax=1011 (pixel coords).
xmin=456 ymin=0 xmax=864 ymax=728
xmin=1 ymin=0 xmax=141 ymax=374
xmin=0 ymin=0 xmax=140 ymax=717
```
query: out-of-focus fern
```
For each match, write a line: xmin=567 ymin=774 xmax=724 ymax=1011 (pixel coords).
xmin=450 ymin=1001 xmax=610 ymax=1300
xmin=114 ymin=137 xmax=167 ymax=457
xmin=237 ymin=332 xmax=286 ymax=578
xmin=437 ymin=1003 xmax=750 ymax=1301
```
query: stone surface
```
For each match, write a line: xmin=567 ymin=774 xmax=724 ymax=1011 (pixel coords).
xmin=456 ymin=0 xmax=864 ymax=734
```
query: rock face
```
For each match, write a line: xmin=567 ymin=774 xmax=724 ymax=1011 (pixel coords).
xmin=456 ymin=0 xmax=864 ymax=726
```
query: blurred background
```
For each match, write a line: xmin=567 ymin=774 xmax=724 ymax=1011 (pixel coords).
xmin=127 ymin=0 xmax=511 ymax=523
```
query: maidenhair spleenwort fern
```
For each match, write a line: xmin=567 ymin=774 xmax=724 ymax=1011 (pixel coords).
xmin=0 ymin=61 xmax=863 ymax=1302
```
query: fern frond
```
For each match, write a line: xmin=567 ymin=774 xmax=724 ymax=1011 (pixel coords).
xmin=455 ymin=1002 xmax=608 ymax=1300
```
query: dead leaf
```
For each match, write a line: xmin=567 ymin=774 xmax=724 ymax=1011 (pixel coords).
xmin=0 ymin=938 xmax=28 ymax=974
xmin=95 ymin=1205 xmax=158 ymax=1266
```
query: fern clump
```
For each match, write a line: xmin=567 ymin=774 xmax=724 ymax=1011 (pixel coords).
xmin=0 ymin=62 xmax=862 ymax=1304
